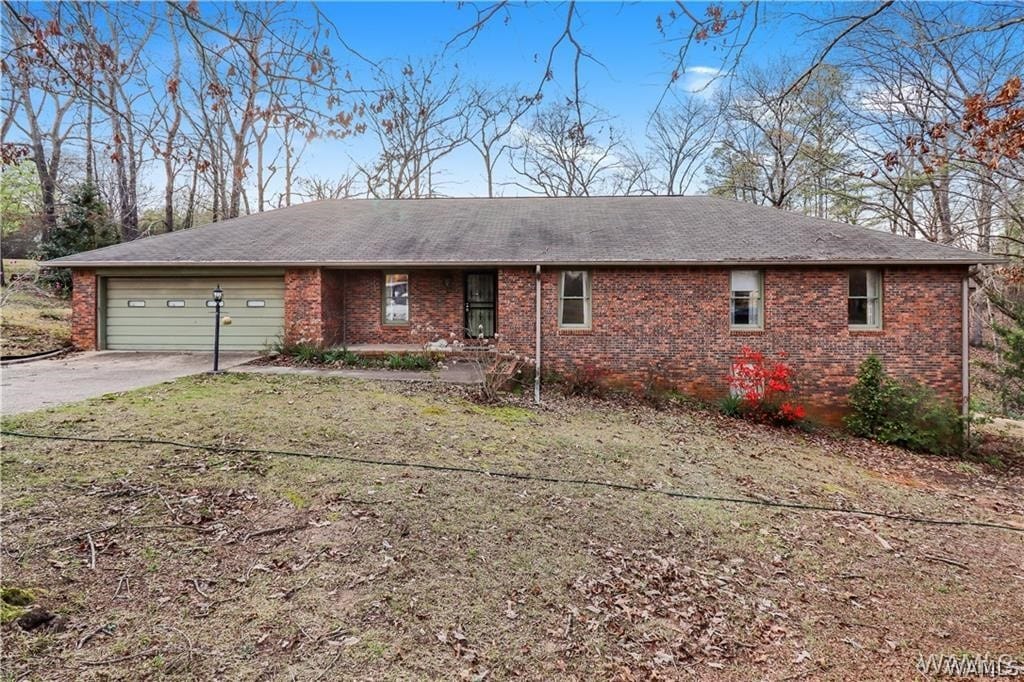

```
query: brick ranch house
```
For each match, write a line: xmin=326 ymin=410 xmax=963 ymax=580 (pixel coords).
xmin=48 ymin=196 xmax=1001 ymax=423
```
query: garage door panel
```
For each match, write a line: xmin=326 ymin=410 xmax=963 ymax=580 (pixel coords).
xmin=105 ymin=276 xmax=285 ymax=351
xmin=105 ymin=311 xmax=283 ymax=322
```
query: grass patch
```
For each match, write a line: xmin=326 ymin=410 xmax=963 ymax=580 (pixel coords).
xmin=467 ymin=404 xmax=535 ymax=424
xmin=1 ymin=587 xmax=35 ymax=625
xmin=1 ymin=374 xmax=1021 ymax=679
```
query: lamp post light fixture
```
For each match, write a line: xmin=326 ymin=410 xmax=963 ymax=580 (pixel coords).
xmin=211 ymin=284 xmax=224 ymax=374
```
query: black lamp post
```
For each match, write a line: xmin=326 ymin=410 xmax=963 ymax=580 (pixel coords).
xmin=211 ymin=284 xmax=223 ymax=374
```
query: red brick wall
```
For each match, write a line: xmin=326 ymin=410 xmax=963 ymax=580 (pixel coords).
xmin=321 ymin=269 xmax=346 ymax=345
xmin=339 ymin=269 xmax=465 ymax=345
xmin=284 ymin=269 xmax=324 ymax=345
xmin=496 ymin=265 xmax=967 ymax=423
xmin=71 ymin=269 xmax=98 ymax=350
xmin=68 ymin=264 xmax=967 ymax=422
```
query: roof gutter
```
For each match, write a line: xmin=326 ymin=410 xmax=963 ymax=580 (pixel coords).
xmin=42 ymin=257 xmax=1008 ymax=269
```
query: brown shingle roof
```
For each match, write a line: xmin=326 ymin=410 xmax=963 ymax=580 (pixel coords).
xmin=46 ymin=196 xmax=1001 ymax=267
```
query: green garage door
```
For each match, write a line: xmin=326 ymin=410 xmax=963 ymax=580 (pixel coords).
xmin=105 ymin=277 xmax=285 ymax=351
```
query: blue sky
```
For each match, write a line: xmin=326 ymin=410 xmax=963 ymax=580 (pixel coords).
xmin=8 ymin=2 xmax=845 ymax=200
xmin=291 ymin=1 xmax=821 ymax=196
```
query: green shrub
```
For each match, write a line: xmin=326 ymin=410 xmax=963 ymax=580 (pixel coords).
xmin=845 ymin=355 xmax=900 ymax=438
xmin=323 ymin=348 xmax=361 ymax=365
xmin=384 ymin=353 xmax=436 ymax=371
xmin=272 ymin=343 xmax=440 ymax=371
xmin=292 ymin=342 xmax=325 ymax=364
xmin=846 ymin=355 xmax=964 ymax=456
xmin=718 ymin=394 xmax=744 ymax=417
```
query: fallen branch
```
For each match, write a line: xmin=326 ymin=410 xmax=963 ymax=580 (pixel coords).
xmin=242 ymin=523 xmax=307 ymax=543
xmin=191 ymin=579 xmax=213 ymax=600
xmin=858 ymin=523 xmax=893 ymax=552
xmin=919 ymin=554 xmax=969 ymax=570
xmin=86 ymin=533 xmax=96 ymax=569
xmin=77 ymin=625 xmax=114 ymax=649
xmin=79 ymin=647 xmax=162 ymax=666
xmin=312 ymin=652 xmax=343 ymax=681
xmin=279 ymin=577 xmax=313 ymax=601
xmin=292 ymin=547 xmax=328 ymax=573
xmin=114 ymin=572 xmax=131 ymax=600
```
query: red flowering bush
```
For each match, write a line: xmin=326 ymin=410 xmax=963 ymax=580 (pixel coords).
xmin=725 ymin=347 xmax=806 ymax=425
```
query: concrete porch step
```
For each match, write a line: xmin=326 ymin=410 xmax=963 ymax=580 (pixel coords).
xmin=343 ymin=344 xmax=496 ymax=359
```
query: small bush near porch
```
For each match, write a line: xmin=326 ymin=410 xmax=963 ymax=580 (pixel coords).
xmin=2 ymin=375 xmax=1021 ymax=679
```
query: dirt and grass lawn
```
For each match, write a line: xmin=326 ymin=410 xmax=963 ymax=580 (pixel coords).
xmin=1 ymin=259 xmax=72 ymax=356
xmin=1 ymin=373 xmax=1022 ymax=680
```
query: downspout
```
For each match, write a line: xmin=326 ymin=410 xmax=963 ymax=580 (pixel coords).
xmin=534 ymin=264 xmax=542 ymax=404
xmin=342 ymin=271 xmax=348 ymax=348
xmin=961 ymin=269 xmax=973 ymax=420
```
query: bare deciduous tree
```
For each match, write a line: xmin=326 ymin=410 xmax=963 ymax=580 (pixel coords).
xmin=356 ymin=61 xmax=467 ymax=199
xmin=297 ymin=173 xmax=358 ymax=201
xmin=646 ymin=97 xmax=716 ymax=196
xmin=511 ymin=102 xmax=621 ymax=197
xmin=462 ymin=85 xmax=537 ymax=197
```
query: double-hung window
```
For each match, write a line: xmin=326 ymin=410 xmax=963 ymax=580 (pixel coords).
xmin=559 ymin=271 xmax=591 ymax=329
xmin=730 ymin=270 xmax=763 ymax=329
xmin=383 ymin=273 xmax=410 ymax=324
xmin=848 ymin=269 xmax=882 ymax=328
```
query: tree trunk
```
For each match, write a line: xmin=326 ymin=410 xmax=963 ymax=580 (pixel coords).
xmin=283 ymin=119 xmax=293 ymax=207
xmin=183 ymin=164 xmax=199 ymax=230
xmin=85 ymin=83 xmax=95 ymax=186
xmin=18 ymin=82 xmax=58 ymax=238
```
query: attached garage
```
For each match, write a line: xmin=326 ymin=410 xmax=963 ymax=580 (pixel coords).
xmin=104 ymin=276 xmax=285 ymax=351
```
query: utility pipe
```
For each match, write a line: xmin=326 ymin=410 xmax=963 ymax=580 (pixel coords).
xmin=534 ymin=264 xmax=541 ymax=404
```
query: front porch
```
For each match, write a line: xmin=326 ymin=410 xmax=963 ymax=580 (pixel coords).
xmin=342 ymin=343 xmax=498 ymax=360
xmin=282 ymin=268 xmax=501 ymax=349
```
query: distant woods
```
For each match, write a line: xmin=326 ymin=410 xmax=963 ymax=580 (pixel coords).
xmin=0 ymin=1 xmax=1021 ymax=261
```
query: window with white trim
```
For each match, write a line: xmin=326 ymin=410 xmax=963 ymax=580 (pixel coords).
xmin=383 ymin=273 xmax=409 ymax=324
xmin=730 ymin=270 xmax=763 ymax=329
xmin=848 ymin=269 xmax=882 ymax=328
xmin=558 ymin=271 xmax=591 ymax=328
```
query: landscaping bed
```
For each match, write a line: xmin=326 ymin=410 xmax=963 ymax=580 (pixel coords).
xmin=1 ymin=374 xmax=1022 ymax=680
xmin=254 ymin=343 xmax=500 ymax=372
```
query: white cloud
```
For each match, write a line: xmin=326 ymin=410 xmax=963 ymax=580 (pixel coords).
xmin=675 ymin=65 xmax=723 ymax=98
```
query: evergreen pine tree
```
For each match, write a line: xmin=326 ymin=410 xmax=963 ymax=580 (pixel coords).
xmin=37 ymin=183 xmax=119 ymax=293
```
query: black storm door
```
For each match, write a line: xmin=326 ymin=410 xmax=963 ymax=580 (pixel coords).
xmin=464 ymin=271 xmax=497 ymax=338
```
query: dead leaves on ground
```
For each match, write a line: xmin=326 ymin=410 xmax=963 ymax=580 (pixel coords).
xmin=561 ymin=545 xmax=798 ymax=678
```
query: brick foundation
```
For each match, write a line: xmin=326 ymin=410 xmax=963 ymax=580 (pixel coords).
xmin=71 ymin=269 xmax=98 ymax=350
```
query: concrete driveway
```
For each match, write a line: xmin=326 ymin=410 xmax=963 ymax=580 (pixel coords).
xmin=1 ymin=351 xmax=258 ymax=416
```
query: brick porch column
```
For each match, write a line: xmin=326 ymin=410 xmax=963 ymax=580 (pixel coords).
xmin=71 ymin=269 xmax=98 ymax=350
xmin=284 ymin=268 xmax=325 ymax=345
